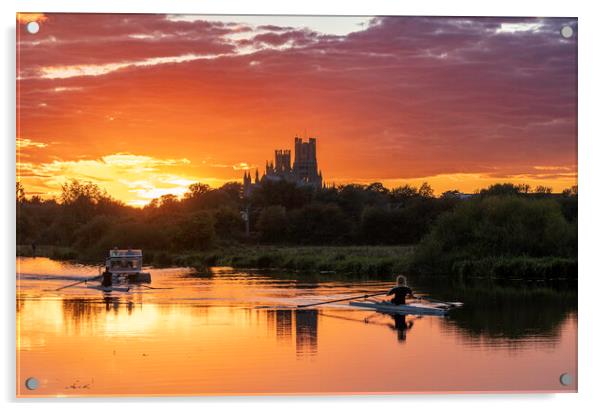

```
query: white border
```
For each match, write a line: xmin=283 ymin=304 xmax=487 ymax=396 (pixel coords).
xmin=3 ymin=0 xmax=601 ymax=410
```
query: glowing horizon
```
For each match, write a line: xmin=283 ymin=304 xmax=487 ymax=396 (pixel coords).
xmin=17 ymin=14 xmax=577 ymax=206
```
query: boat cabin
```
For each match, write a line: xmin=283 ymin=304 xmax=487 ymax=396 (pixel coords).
xmin=105 ymin=249 xmax=151 ymax=283
xmin=106 ymin=249 xmax=143 ymax=273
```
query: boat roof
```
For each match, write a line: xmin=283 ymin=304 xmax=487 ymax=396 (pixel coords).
xmin=109 ymin=249 xmax=142 ymax=258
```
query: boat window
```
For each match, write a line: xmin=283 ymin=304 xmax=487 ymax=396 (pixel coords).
xmin=109 ymin=258 xmax=140 ymax=270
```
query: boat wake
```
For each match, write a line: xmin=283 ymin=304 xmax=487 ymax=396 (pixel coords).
xmin=17 ymin=273 xmax=95 ymax=282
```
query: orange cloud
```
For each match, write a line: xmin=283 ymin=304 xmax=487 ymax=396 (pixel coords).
xmin=16 ymin=153 xmax=209 ymax=206
xmin=16 ymin=13 xmax=47 ymax=24
xmin=16 ymin=138 xmax=48 ymax=149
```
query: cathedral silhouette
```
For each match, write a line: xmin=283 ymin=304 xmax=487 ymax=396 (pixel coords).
xmin=243 ymin=137 xmax=323 ymax=197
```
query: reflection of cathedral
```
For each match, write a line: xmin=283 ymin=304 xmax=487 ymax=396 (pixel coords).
xmin=266 ymin=309 xmax=319 ymax=357
xmin=267 ymin=310 xmax=293 ymax=342
xmin=243 ymin=137 xmax=324 ymax=197
xmin=295 ymin=309 xmax=318 ymax=356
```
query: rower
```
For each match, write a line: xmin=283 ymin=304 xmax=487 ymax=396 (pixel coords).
xmin=101 ymin=270 xmax=113 ymax=288
xmin=387 ymin=275 xmax=414 ymax=306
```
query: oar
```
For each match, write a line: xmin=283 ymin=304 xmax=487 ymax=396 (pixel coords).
xmin=297 ymin=291 xmax=388 ymax=308
xmin=415 ymin=295 xmax=463 ymax=308
xmin=139 ymin=284 xmax=174 ymax=290
xmin=54 ymin=275 xmax=102 ymax=291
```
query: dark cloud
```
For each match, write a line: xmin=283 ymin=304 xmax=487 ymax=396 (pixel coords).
xmin=251 ymin=30 xmax=319 ymax=47
xmin=17 ymin=13 xmax=238 ymax=77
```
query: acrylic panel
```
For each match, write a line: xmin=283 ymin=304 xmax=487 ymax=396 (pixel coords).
xmin=16 ymin=13 xmax=578 ymax=397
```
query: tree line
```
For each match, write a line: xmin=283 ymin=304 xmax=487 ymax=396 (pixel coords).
xmin=16 ymin=179 xmax=578 ymax=265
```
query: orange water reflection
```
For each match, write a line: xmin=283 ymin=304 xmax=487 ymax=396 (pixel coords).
xmin=17 ymin=257 xmax=577 ymax=396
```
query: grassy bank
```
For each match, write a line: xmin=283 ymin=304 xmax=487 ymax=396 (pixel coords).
xmin=17 ymin=244 xmax=576 ymax=282
xmin=450 ymin=256 xmax=577 ymax=280
xmin=17 ymin=244 xmax=414 ymax=277
xmin=150 ymin=245 xmax=414 ymax=278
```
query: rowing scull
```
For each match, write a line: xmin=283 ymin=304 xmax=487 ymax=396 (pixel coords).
xmin=349 ymin=301 xmax=450 ymax=316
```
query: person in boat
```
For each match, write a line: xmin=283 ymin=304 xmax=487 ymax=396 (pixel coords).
xmin=387 ymin=275 xmax=414 ymax=306
xmin=101 ymin=269 xmax=113 ymax=288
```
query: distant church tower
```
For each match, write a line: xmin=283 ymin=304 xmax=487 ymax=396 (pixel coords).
xmin=292 ymin=137 xmax=322 ymax=189
xmin=243 ymin=170 xmax=253 ymax=198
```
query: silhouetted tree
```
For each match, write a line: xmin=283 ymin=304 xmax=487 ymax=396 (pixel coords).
xmin=176 ymin=212 xmax=215 ymax=250
xmin=441 ymin=190 xmax=462 ymax=199
xmin=251 ymin=180 xmax=312 ymax=210
xmin=562 ymin=185 xmax=578 ymax=197
xmin=257 ymin=205 xmax=288 ymax=242
xmin=389 ymin=184 xmax=419 ymax=205
xmin=534 ymin=185 xmax=553 ymax=195
xmin=219 ymin=182 xmax=243 ymax=202
xmin=336 ymin=184 xmax=370 ymax=220
xmin=60 ymin=180 xmax=107 ymax=205
xmin=289 ymin=203 xmax=350 ymax=244
xmin=16 ymin=182 xmax=25 ymax=202
xmin=480 ymin=183 xmax=522 ymax=197
xmin=418 ymin=182 xmax=434 ymax=198
xmin=213 ymin=207 xmax=244 ymax=240
xmin=185 ymin=182 xmax=211 ymax=199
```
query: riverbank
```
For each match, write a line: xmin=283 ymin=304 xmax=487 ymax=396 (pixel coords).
xmin=17 ymin=245 xmax=77 ymax=260
xmin=17 ymin=244 xmax=577 ymax=282
xmin=168 ymin=245 xmax=414 ymax=278
xmin=17 ymin=244 xmax=413 ymax=278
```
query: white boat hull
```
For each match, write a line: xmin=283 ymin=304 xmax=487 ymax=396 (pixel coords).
xmin=349 ymin=301 xmax=449 ymax=316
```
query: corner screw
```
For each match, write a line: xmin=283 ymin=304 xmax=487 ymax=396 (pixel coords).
xmin=25 ymin=377 xmax=39 ymax=390
xmin=559 ymin=373 xmax=573 ymax=386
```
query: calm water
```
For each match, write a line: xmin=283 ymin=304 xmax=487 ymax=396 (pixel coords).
xmin=16 ymin=257 xmax=577 ymax=396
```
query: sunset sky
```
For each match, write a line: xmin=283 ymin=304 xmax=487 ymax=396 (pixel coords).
xmin=16 ymin=13 xmax=577 ymax=206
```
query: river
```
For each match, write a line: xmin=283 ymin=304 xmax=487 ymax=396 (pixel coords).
xmin=16 ymin=257 xmax=577 ymax=396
